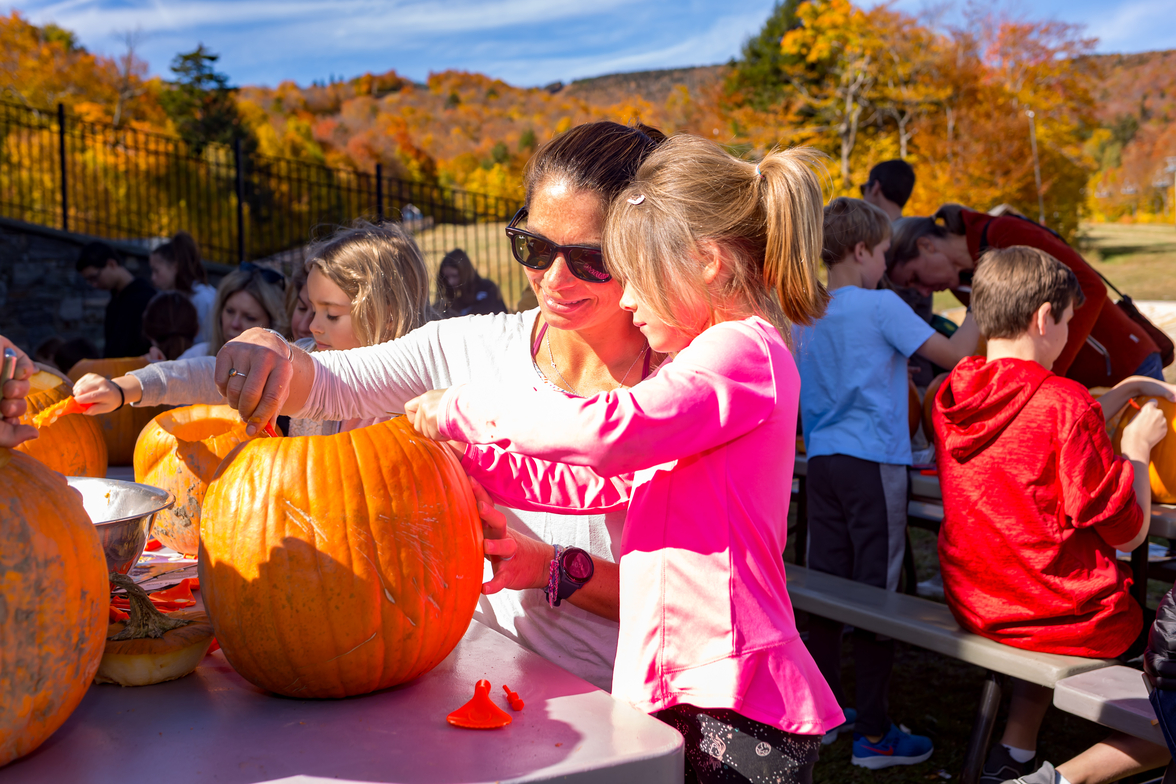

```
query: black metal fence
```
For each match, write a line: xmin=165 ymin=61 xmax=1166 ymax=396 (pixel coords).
xmin=0 ymin=100 xmax=527 ymax=305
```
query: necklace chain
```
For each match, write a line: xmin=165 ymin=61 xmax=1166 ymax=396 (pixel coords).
xmin=545 ymin=329 xmax=648 ymax=397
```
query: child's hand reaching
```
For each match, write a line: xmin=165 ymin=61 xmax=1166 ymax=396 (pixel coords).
xmin=73 ymin=373 xmax=141 ymax=415
xmin=404 ymin=389 xmax=447 ymax=440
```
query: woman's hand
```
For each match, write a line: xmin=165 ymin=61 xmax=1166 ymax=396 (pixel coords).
xmin=469 ymin=478 xmax=549 ymax=596
xmin=0 ymin=336 xmax=37 ymax=447
xmin=214 ymin=328 xmax=297 ymax=436
xmin=404 ymin=389 xmax=447 ymax=440
xmin=1098 ymin=376 xmax=1176 ymax=421
xmin=146 ymin=346 xmax=166 ymax=363
xmin=73 ymin=373 xmax=142 ymax=415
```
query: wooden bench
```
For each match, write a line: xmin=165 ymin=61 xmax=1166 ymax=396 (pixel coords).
xmin=786 ymin=564 xmax=1114 ymax=784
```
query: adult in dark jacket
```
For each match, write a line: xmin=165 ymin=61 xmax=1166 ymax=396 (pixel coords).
xmin=887 ymin=205 xmax=1161 ymax=386
xmin=434 ymin=248 xmax=507 ymax=318
xmin=77 ymin=241 xmax=156 ymax=358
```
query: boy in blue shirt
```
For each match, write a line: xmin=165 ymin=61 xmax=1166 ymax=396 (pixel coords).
xmin=795 ymin=197 xmax=979 ymax=769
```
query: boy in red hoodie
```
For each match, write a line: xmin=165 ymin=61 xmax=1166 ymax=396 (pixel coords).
xmin=930 ymin=246 xmax=1174 ymax=784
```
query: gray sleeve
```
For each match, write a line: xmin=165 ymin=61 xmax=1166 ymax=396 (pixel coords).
xmin=129 ymin=357 xmax=225 ymax=407
xmin=298 ymin=321 xmax=455 ymax=421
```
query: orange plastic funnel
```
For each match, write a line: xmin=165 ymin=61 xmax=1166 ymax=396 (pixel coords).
xmin=447 ymin=679 xmax=512 ymax=729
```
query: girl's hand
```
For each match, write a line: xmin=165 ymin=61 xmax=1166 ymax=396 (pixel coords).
xmin=469 ymin=477 xmax=548 ymax=595
xmin=0 ymin=336 xmax=37 ymax=447
xmin=73 ymin=374 xmax=141 ymax=415
xmin=146 ymin=346 xmax=166 ymax=363
xmin=404 ymin=389 xmax=447 ymax=440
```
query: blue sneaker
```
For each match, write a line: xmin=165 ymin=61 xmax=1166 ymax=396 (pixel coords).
xmin=821 ymin=708 xmax=857 ymax=745
xmin=851 ymin=723 xmax=933 ymax=769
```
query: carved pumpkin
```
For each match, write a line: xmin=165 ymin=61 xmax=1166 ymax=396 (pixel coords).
xmin=1112 ymin=397 xmax=1176 ymax=504
xmin=96 ymin=575 xmax=214 ymax=687
xmin=134 ymin=405 xmax=252 ymax=556
xmin=922 ymin=373 xmax=950 ymax=442
xmin=67 ymin=357 xmax=168 ymax=466
xmin=0 ymin=449 xmax=109 ymax=766
xmin=15 ymin=370 xmax=107 ymax=477
xmin=199 ymin=418 xmax=483 ymax=698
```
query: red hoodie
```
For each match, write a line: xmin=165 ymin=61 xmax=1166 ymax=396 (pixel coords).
xmin=932 ymin=356 xmax=1143 ymax=657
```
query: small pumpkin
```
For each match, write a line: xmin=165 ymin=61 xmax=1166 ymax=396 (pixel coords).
xmin=134 ymin=405 xmax=252 ymax=556
xmin=922 ymin=373 xmax=950 ymax=442
xmin=67 ymin=357 xmax=167 ymax=466
xmin=1111 ymin=397 xmax=1176 ymax=503
xmin=0 ymin=449 xmax=109 ymax=767
xmin=95 ymin=574 xmax=214 ymax=687
xmin=15 ymin=370 xmax=107 ymax=477
xmin=199 ymin=417 xmax=483 ymax=699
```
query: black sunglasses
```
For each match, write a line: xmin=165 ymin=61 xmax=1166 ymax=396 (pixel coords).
xmin=504 ymin=208 xmax=611 ymax=283
xmin=240 ymin=262 xmax=286 ymax=289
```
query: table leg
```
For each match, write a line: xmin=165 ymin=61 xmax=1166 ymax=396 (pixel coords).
xmin=960 ymin=671 xmax=1002 ymax=784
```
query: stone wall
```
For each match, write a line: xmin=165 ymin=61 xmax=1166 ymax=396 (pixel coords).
xmin=0 ymin=216 xmax=152 ymax=357
xmin=0 ymin=217 xmax=232 ymax=358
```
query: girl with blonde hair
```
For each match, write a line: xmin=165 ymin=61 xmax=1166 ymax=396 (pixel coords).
xmin=75 ymin=222 xmax=432 ymax=436
xmin=405 ymin=134 xmax=840 ymax=783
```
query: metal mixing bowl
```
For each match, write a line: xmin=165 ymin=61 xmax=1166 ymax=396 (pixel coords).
xmin=66 ymin=477 xmax=175 ymax=575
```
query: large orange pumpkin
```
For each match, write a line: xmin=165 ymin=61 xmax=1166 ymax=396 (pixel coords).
xmin=15 ymin=370 xmax=107 ymax=477
xmin=199 ymin=418 xmax=483 ymax=698
xmin=1112 ymin=397 xmax=1176 ymax=503
xmin=0 ymin=449 xmax=109 ymax=766
xmin=134 ymin=405 xmax=253 ymax=555
xmin=67 ymin=357 xmax=168 ymax=466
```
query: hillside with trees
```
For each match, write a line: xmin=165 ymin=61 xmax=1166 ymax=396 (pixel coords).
xmin=2 ymin=3 xmax=1174 ymax=240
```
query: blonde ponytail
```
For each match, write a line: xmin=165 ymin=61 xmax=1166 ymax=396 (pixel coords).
xmin=603 ymin=134 xmax=828 ymax=344
xmin=757 ymin=147 xmax=829 ymax=327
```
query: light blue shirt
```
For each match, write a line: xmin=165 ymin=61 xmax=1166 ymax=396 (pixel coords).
xmin=795 ymin=286 xmax=935 ymax=465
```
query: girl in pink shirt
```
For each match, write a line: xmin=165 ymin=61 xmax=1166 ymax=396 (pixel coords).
xmin=408 ymin=134 xmax=842 ymax=783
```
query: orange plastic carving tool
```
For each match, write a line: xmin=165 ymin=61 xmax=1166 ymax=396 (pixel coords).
xmin=447 ymin=679 xmax=512 ymax=729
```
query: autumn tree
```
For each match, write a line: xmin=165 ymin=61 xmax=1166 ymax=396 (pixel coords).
xmin=779 ymin=0 xmax=887 ymax=187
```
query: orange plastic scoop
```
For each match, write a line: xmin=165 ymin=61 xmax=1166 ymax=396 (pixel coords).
xmin=447 ymin=679 xmax=512 ymax=729
xmin=32 ymin=396 xmax=92 ymax=428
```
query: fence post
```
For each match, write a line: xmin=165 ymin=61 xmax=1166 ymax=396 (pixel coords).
xmin=234 ymin=137 xmax=246 ymax=263
xmin=375 ymin=163 xmax=384 ymax=222
xmin=57 ymin=103 xmax=68 ymax=232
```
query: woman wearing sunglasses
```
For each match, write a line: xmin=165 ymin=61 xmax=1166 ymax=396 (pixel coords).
xmin=214 ymin=121 xmax=666 ymax=690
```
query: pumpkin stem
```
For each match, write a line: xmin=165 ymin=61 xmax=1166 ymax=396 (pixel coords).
xmin=108 ymin=573 xmax=192 ymax=641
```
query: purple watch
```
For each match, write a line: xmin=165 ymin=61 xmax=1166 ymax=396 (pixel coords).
xmin=545 ymin=545 xmax=594 ymax=608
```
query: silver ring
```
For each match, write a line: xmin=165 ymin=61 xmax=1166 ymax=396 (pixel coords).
xmin=228 ymin=368 xmax=246 ymax=380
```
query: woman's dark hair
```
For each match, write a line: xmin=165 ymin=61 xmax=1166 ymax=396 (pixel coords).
xmin=886 ymin=203 xmax=971 ymax=272
xmin=523 ymin=122 xmax=667 ymax=207
xmin=153 ymin=231 xmax=206 ymax=293
xmin=142 ymin=291 xmax=200 ymax=360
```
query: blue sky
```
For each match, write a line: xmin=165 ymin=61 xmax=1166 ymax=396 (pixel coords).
xmin=9 ymin=0 xmax=1176 ymax=89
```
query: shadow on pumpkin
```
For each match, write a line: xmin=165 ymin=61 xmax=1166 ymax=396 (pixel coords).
xmin=194 ymin=536 xmax=585 ymax=782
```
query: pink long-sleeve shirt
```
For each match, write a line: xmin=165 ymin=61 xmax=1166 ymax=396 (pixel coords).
xmin=440 ymin=316 xmax=842 ymax=735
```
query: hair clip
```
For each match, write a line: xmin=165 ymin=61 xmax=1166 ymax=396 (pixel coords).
xmin=754 ymin=164 xmax=764 ymax=179
xmin=627 ymin=194 xmax=645 ymax=205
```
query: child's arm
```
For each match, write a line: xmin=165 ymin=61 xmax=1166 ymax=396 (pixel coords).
xmin=427 ymin=322 xmax=779 ymax=476
xmin=1097 ymin=377 xmax=1176 ymax=422
xmin=913 ymin=312 xmax=981 ymax=370
xmin=460 ymin=443 xmax=631 ymax=514
xmin=1114 ymin=400 xmax=1168 ymax=550
xmin=1061 ymin=403 xmax=1167 ymax=553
